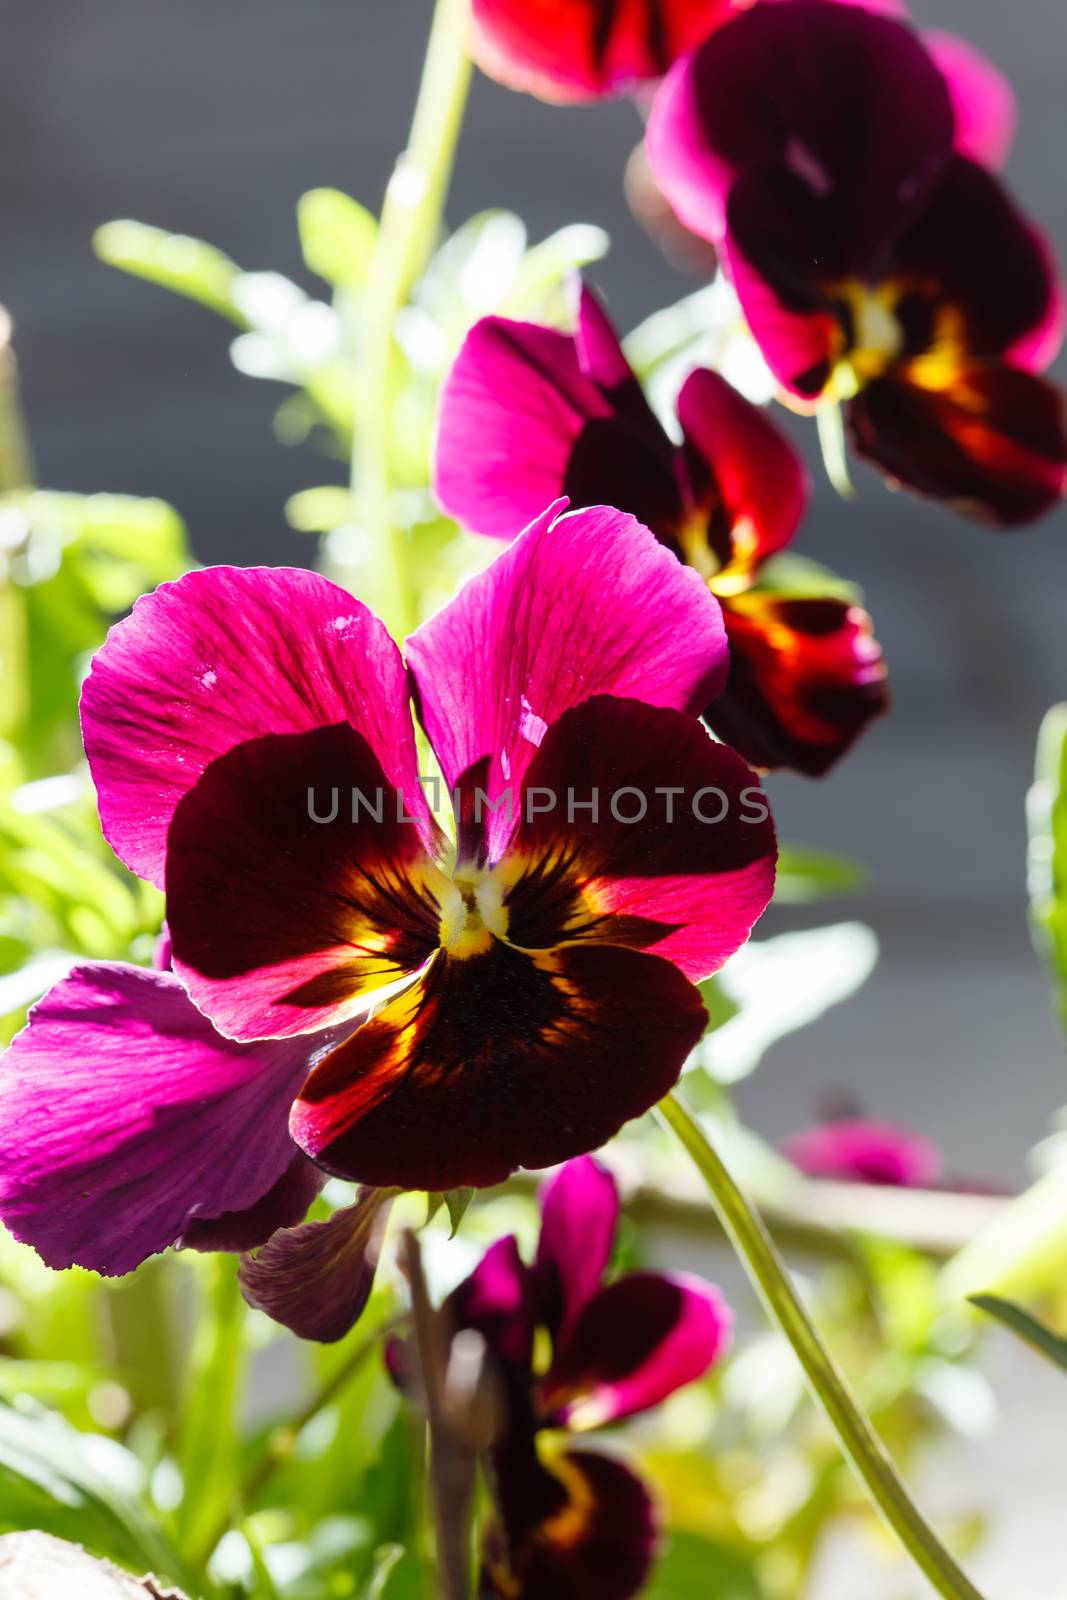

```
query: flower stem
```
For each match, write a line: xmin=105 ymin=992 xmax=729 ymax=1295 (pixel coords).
xmin=659 ymin=1091 xmax=987 ymax=1600
xmin=350 ymin=0 xmax=473 ymax=641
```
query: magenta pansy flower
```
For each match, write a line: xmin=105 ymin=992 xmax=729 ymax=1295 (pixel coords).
xmin=646 ymin=0 xmax=1067 ymax=524
xmin=783 ymin=1118 xmax=944 ymax=1189
xmin=393 ymin=1156 xmax=732 ymax=1598
xmin=435 ymin=281 xmax=888 ymax=776
xmin=469 ymin=0 xmax=733 ymax=101
xmin=0 ymin=504 xmax=775 ymax=1278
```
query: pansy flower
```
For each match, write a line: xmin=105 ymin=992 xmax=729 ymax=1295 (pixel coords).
xmin=783 ymin=1118 xmax=944 ymax=1189
xmin=470 ymin=0 xmax=732 ymax=102
xmin=394 ymin=1156 xmax=731 ymax=1598
xmin=0 ymin=504 xmax=775 ymax=1280
xmin=435 ymin=281 xmax=887 ymax=775
xmin=646 ymin=0 xmax=1067 ymax=524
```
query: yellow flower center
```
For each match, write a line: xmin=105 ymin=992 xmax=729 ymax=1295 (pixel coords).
xmin=436 ymin=866 xmax=510 ymax=958
xmin=829 ymin=281 xmax=905 ymax=400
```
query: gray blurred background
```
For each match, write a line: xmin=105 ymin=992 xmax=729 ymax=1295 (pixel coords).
xmin=2 ymin=0 xmax=1064 ymax=1185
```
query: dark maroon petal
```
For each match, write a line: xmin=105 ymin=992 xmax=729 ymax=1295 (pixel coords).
xmin=539 ymin=1271 xmax=731 ymax=1428
xmin=848 ymin=368 xmax=1067 ymax=526
xmin=238 ymin=1187 xmax=393 ymax=1343
xmin=535 ymin=1158 xmax=619 ymax=1342
xmin=166 ymin=722 xmax=444 ymax=1042
xmin=289 ymin=940 xmax=707 ymax=1191
xmin=179 ymin=1155 xmax=325 ymax=1254
xmin=891 ymin=155 xmax=1063 ymax=364
xmin=449 ymin=1235 xmax=538 ymax=1371
xmin=675 ymin=368 xmax=809 ymax=572
xmin=705 ymin=593 xmax=889 ymax=776
xmin=507 ymin=696 xmax=776 ymax=981
xmin=481 ymin=1448 xmax=656 ymax=1600
xmin=649 ymin=0 xmax=953 ymax=260
xmin=470 ymin=0 xmax=733 ymax=102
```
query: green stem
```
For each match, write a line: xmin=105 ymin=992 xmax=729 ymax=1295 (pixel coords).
xmin=0 ymin=318 xmax=34 ymax=744
xmin=816 ymin=398 xmax=856 ymax=501
xmin=350 ymin=0 xmax=473 ymax=641
xmin=659 ymin=1092 xmax=986 ymax=1600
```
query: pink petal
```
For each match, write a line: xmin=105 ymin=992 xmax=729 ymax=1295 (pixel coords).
xmin=676 ymin=367 xmax=809 ymax=563
xmin=82 ymin=565 xmax=433 ymax=888
xmin=407 ymin=503 xmax=729 ymax=860
xmin=924 ymin=30 xmax=1017 ymax=172
xmin=541 ymin=1271 xmax=732 ymax=1429
xmin=535 ymin=1157 xmax=619 ymax=1339
xmin=0 ymin=964 xmax=315 ymax=1275
xmin=434 ymin=318 xmax=612 ymax=541
xmin=783 ymin=1118 xmax=945 ymax=1188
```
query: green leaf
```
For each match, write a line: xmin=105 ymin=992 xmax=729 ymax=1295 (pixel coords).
xmin=0 ymin=1402 xmax=191 ymax=1589
xmin=285 ymin=485 xmax=354 ymax=534
xmin=1027 ymin=702 xmax=1067 ymax=1035
xmin=297 ymin=188 xmax=379 ymax=289
xmin=754 ymin=552 xmax=864 ymax=605
xmin=941 ymin=1162 xmax=1067 ymax=1304
xmin=173 ymin=1259 xmax=246 ymax=1560
xmin=969 ymin=1295 xmax=1067 ymax=1373
xmin=694 ymin=922 xmax=878 ymax=1083
xmin=775 ymin=844 xmax=868 ymax=904
xmin=94 ymin=221 xmax=249 ymax=325
xmin=444 ymin=1188 xmax=475 ymax=1238
xmin=644 ymin=1531 xmax=766 ymax=1599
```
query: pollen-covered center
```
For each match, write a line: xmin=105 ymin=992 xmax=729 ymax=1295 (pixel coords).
xmin=436 ymin=866 xmax=510 ymax=959
xmin=830 ymin=281 xmax=905 ymax=398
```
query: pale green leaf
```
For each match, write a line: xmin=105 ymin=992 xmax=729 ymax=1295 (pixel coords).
xmin=297 ymin=188 xmax=379 ymax=289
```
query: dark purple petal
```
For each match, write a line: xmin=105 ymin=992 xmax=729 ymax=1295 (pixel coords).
xmin=166 ymin=723 xmax=443 ymax=1042
xmin=290 ymin=940 xmax=708 ymax=1191
xmin=507 ymin=696 xmax=777 ymax=982
xmin=535 ymin=1158 xmax=619 ymax=1342
xmin=481 ymin=1447 xmax=656 ymax=1600
xmin=646 ymin=0 xmax=954 ymax=255
xmin=848 ymin=366 xmax=1067 ymax=526
xmin=180 ymin=1155 xmax=325 ymax=1254
xmin=81 ymin=565 xmax=434 ymax=888
xmin=238 ymin=1187 xmax=393 ymax=1342
xmin=0 ymin=964 xmax=314 ymax=1276
xmin=891 ymin=155 xmax=1062 ymax=366
xmin=539 ymin=1271 xmax=731 ymax=1428
xmin=705 ymin=592 xmax=889 ymax=776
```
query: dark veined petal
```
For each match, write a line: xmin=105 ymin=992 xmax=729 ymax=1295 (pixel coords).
xmin=783 ymin=1118 xmax=944 ymax=1188
xmin=645 ymin=0 xmax=953 ymax=252
xmin=539 ymin=1270 xmax=731 ymax=1428
xmin=179 ymin=1154 xmax=325 ymax=1254
xmin=433 ymin=310 xmax=680 ymax=544
xmin=535 ymin=1157 xmax=619 ymax=1342
xmin=166 ymin=723 xmax=445 ymax=1042
xmin=506 ymin=697 xmax=776 ymax=981
xmin=891 ymin=155 xmax=1063 ymax=368
xmin=289 ymin=939 xmax=707 ymax=1191
xmin=407 ymin=503 xmax=728 ymax=860
xmin=705 ymin=593 xmax=889 ymax=776
xmin=848 ymin=366 xmax=1067 ymax=526
xmin=0 ymin=964 xmax=315 ymax=1276
xmin=675 ymin=367 xmax=809 ymax=576
xmin=81 ymin=565 xmax=434 ymax=888
xmin=481 ymin=1446 xmax=656 ymax=1600
xmin=470 ymin=0 xmax=733 ymax=102
xmin=238 ymin=1187 xmax=394 ymax=1342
